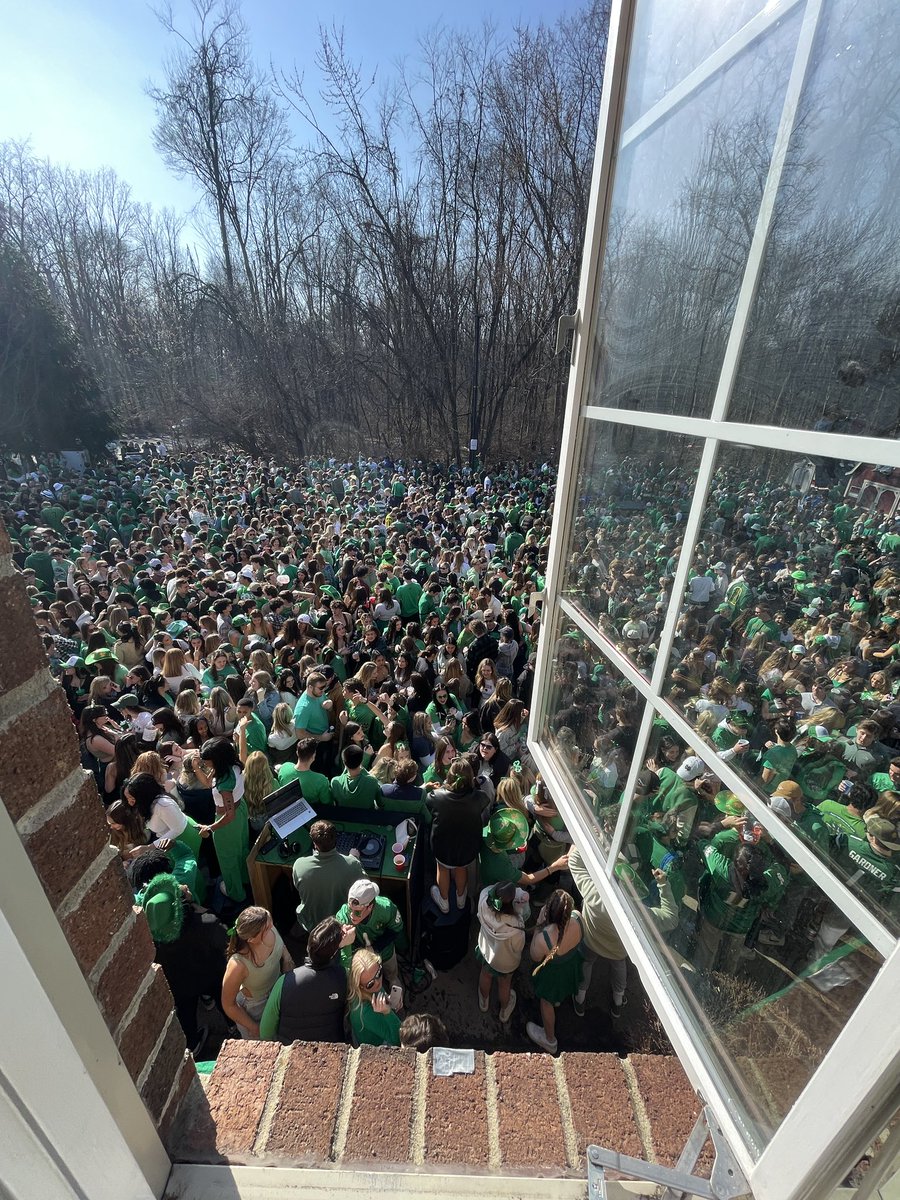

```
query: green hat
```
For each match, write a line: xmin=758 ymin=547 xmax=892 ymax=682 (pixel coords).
xmin=729 ymin=710 xmax=752 ymax=728
xmin=151 ymin=604 xmax=171 ymax=615
xmin=138 ymin=874 xmax=184 ymax=944
xmin=484 ymin=807 xmax=530 ymax=851
xmin=791 ymin=570 xmax=808 ymax=581
xmin=166 ymin=620 xmax=188 ymax=637
xmin=113 ymin=693 xmax=140 ymax=709
xmin=231 ymin=615 xmax=251 ymax=628
xmin=84 ymin=649 xmax=117 ymax=666
xmin=714 ymin=790 xmax=744 ymax=816
xmin=806 ymin=726 xmax=835 ymax=742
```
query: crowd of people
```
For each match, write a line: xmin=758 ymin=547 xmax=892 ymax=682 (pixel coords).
xmin=2 ymin=446 xmax=602 ymax=1056
xmin=5 ymin=442 xmax=899 ymax=1061
xmin=555 ymin=454 xmax=900 ymax=996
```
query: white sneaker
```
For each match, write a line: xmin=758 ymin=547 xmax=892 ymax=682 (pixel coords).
xmin=430 ymin=884 xmax=449 ymax=913
xmin=526 ymin=1020 xmax=558 ymax=1053
xmin=499 ymin=989 xmax=517 ymax=1023
xmin=478 ymin=987 xmax=489 ymax=1013
xmin=456 ymin=888 xmax=467 ymax=909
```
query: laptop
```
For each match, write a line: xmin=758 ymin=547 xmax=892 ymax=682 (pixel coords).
xmin=264 ymin=778 xmax=317 ymax=840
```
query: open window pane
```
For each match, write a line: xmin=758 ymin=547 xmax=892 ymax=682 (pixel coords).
xmin=613 ymin=751 xmax=886 ymax=1153
xmin=563 ymin=419 xmax=704 ymax=676
xmin=727 ymin=0 xmax=900 ymax=438
xmin=540 ymin=610 xmax=648 ymax=855
xmin=587 ymin=8 xmax=799 ymax=418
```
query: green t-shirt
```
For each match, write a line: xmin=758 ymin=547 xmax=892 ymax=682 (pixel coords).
xmin=293 ymin=692 xmax=330 ymax=736
xmin=348 ymin=1001 xmax=401 ymax=1047
xmin=275 ymin=765 xmax=333 ymax=807
xmin=478 ymin=847 xmax=520 ymax=887
xmin=335 ymin=894 xmax=404 ymax=965
xmin=760 ymin=744 xmax=798 ymax=793
xmin=816 ymin=799 xmax=866 ymax=841
xmin=330 ymin=769 xmax=381 ymax=809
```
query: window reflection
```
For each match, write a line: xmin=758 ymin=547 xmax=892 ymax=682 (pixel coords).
xmin=564 ymin=421 xmax=703 ymax=675
xmin=590 ymin=10 xmax=798 ymax=417
xmin=660 ymin=445 xmax=900 ymax=932
xmin=729 ymin=0 xmax=900 ymax=437
xmin=542 ymin=614 xmax=647 ymax=852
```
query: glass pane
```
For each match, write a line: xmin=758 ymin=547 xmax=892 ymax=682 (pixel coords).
xmin=613 ymin=748 xmax=886 ymax=1151
xmin=588 ymin=9 xmax=798 ymax=418
xmin=660 ymin=441 xmax=900 ymax=935
xmin=623 ymin=0 xmax=773 ymax=127
xmin=563 ymin=419 xmax=704 ymax=676
xmin=728 ymin=0 xmax=900 ymax=438
xmin=540 ymin=610 xmax=648 ymax=854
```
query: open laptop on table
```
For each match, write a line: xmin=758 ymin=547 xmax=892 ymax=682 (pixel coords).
xmin=263 ymin=778 xmax=316 ymax=840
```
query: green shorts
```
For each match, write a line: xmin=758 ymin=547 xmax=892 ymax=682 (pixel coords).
xmin=475 ymin=945 xmax=511 ymax=979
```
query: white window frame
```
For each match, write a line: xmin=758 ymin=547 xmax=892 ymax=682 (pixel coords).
xmin=528 ymin=0 xmax=900 ymax=1194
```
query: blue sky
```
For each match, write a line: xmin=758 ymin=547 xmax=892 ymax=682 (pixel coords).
xmin=2 ymin=0 xmax=586 ymax=216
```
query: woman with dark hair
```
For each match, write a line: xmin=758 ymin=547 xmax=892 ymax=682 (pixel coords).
xmin=152 ymin=707 xmax=187 ymax=746
xmin=405 ymin=671 xmax=432 ymax=715
xmin=526 ymin=889 xmax=584 ymax=1053
xmin=105 ymin=730 xmax=144 ymax=802
xmin=194 ymin=737 xmax=250 ymax=902
xmin=493 ymin=699 xmax=531 ymax=765
xmin=475 ymin=731 xmax=511 ymax=787
xmin=113 ymin=621 xmax=145 ymax=668
xmin=123 ymin=771 xmax=191 ymax=850
xmin=426 ymin=678 xmax=464 ymax=739
xmin=422 ymin=735 xmax=457 ymax=788
xmin=426 ymin=758 xmax=490 ymax=914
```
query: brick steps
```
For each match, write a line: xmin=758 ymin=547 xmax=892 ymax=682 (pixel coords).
xmin=172 ymin=1040 xmax=712 ymax=1178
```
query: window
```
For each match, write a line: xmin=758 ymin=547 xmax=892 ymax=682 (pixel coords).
xmin=531 ymin=0 xmax=900 ymax=1195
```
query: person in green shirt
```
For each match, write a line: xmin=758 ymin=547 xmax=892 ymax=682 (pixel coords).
xmin=870 ymin=758 xmax=900 ymax=797
xmin=23 ymin=538 xmax=55 ymax=589
xmin=235 ymin=698 xmax=269 ymax=760
xmin=817 ymin=781 xmax=879 ymax=842
xmin=478 ymin=807 xmax=567 ymax=888
xmin=396 ymin=569 xmax=422 ymax=621
xmin=831 ymin=818 xmax=900 ymax=911
xmin=694 ymin=841 xmax=789 ymax=974
xmin=336 ymin=878 xmax=405 ymax=980
xmin=346 ymin=947 xmax=401 ymax=1047
xmin=759 ymin=721 xmax=799 ymax=794
xmin=330 ymin=744 xmax=382 ymax=808
xmin=276 ymin=738 xmax=333 ymax=807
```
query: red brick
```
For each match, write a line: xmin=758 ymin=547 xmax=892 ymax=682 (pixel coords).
xmin=94 ymin=915 xmax=156 ymax=1030
xmin=0 ymin=688 xmax=80 ymax=822
xmin=342 ymin=1045 xmax=415 ymax=1163
xmin=60 ymin=853 xmax=136 ymax=976
xmin=159 ymin=1060 xmax=207 ymax=1154
xmin=423 ymin=1050 xmax=489 ymax=1166
xmin=206 ymin=1039 xmax=281 ymax=1157
xmin=140 ymin=1015 xmax=190 ymax=1123
xmin=562 ymin=1052 xmax=642 ymax=1161
xmin=22 ymin=774 xmax=107 ymax=910
xmin=117 ymin=966 xmax=177 ymax=1083
xmin=629 ymin=1054 xmax=704 ymax=1169
xmin=493 ymin=1051 xmax=568 ymax=1169
xmin=0 ymin=576 xmax=48 ymax=697
xmin=263 ymin=1042 xmax=347 ymax=1161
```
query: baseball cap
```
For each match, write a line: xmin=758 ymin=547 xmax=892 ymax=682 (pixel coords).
xmin=348 ymin=879 xmax=379 ymax=906
xmin=772 ymin=781 xmax=803 ymax=803
xmin=791 ymin=644 xmax=806 ymax=656
xmin=769 ymin=796 xmax=793 ymax=822
xmin=865 ymin=817 xmax=900 ymax=852
xmin=113 ymin=693 xmax=140 ymax=709
xmin=62 ymin=655 xmax=86 ymax=669
xmin=149 ymin=558 xmax=163 ymax=569
xmin=231 ymin=616 xmax=250 ymax=628
xmin=676 ymin=755 xmax=706 ymax=782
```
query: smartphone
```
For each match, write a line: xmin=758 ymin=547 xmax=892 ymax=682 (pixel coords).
xmin=388 ymin=984 xmax=404 ymax=1012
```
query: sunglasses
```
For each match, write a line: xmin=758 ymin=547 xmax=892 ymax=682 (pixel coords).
xmin=361 ymin=965 xmax=383 ymax=990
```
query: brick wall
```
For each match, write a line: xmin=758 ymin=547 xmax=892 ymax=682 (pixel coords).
xmin=0 ymin=518 xmax=197 ymax=1151
xmin=172 ymin=1040 xmax=713 ymax=1176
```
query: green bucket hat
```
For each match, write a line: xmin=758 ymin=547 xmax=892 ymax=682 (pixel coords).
xmin=714 ymin=790 xmax=745 ymax=816
xmin=137 ymin=874 xmax=184 ymax=944
xmin=231 ymin=615 xmax=251 ymax=628
xmin=166 ymin=620 xmax=189 ymax=637
xmin=484 ymin=807 xmax=530 ymax=851
xmin=84 ymin=649 xmax=117 ymax=666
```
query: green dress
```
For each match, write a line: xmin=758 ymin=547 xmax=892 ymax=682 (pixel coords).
xmin=213 ymin=769 xmax=250 ymax=902
xmin=532 ymin=913 xmax=584 ymax=1005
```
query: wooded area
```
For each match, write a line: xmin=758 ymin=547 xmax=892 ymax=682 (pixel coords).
xmin=0 ymin=0 xmax=608 ymax=461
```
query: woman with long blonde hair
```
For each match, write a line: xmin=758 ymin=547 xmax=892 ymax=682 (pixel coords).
xmin=346 ymin=947 xmax=401 ymax=1047
xmin=243 ymin=750 xmax=276 ymax=831
xmin=162 ymin=647 xmax=202 ymax=696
